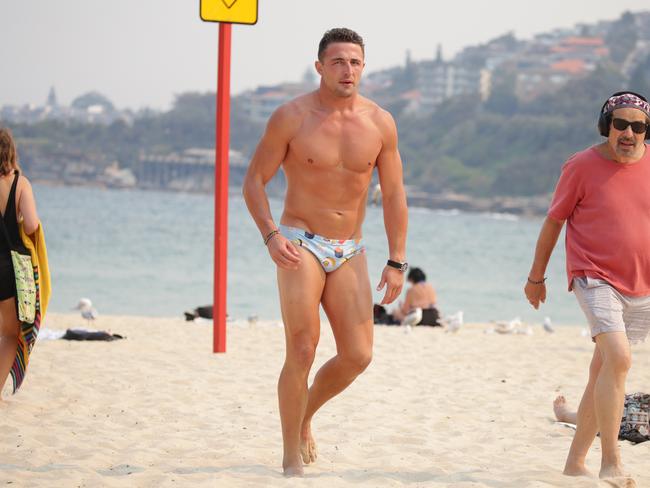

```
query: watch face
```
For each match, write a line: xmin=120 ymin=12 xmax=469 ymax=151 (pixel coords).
xmin=401 ymin=262 xmax=409 ymax=272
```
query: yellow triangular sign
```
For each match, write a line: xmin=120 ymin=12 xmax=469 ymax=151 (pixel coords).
xmin=200 ymin=0 xmax=258 ymax=25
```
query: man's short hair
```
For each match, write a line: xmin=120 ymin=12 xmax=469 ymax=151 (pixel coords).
xmin=407 ymin=267 xmax=426 ymax=284
xmin=318 ymin=28 xmax=365 ymax=61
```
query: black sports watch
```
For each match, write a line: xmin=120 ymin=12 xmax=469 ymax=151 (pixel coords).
xmin=386 ymin=259 xmax=408 ymax=272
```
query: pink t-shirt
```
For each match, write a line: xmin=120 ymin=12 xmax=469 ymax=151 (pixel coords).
xmin=548 ymin=145 xmax=650 ymax=296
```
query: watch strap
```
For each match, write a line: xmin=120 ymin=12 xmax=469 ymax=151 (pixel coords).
xmin=386 ymin=259 xmax=408 ymax=271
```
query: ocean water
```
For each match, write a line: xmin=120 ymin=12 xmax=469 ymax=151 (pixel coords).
xmin=37 ymin=184 xmax=584 ymax=325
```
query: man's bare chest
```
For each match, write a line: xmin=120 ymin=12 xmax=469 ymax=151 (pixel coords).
xmin=288 ymin=117 xmax=383 ymax=173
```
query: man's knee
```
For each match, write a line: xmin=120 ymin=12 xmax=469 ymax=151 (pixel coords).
xmin=610 ymin=351 xmax=632 ymax=374
xmin=342 ymin=349 xmax=372 ymax=374
xmin=603 ymin=348 xmax=632 ymax=375
xmin=595 ymin=333 xmax=632 ymax=375
xmin=286 ymin=340 xmax=317 ymax=371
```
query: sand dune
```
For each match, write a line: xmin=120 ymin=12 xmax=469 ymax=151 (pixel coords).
xmin=1 ymin=313 xmax=649 ymax=487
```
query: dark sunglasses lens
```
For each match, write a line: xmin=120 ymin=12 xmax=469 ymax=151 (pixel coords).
xmin=612 ymin=118 xmax=648 ymax=134
xmin=631 ymin=122 xmax=648 ymax=134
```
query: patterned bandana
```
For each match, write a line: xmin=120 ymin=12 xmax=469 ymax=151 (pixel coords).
xmin=603 ymin=93 xmax=650 ymax=118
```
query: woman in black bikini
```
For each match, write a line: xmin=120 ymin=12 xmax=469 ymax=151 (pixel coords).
xmin=392 ymin=267 xmax=441 ymax=326
xmin=0 ymin=127 xmax=39 ymax=398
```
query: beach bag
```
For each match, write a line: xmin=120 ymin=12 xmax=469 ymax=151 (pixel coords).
xmin=0 ymin=212 xmax=36 ymax=323
xmin=619 ymin=393 xmax=650 ymax=444
xmin=10 ymin=249 xmax=36 ymax=323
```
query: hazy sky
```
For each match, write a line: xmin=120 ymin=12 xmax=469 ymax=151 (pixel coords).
xmin=1 ymin=1 xmax=648 ymax=110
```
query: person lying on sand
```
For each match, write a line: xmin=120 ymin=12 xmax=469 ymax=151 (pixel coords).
xmin=554 ymin=394 xmax=650 ymax=444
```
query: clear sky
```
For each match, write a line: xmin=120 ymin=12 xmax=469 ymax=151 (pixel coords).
xmin=1 ymin=0 xmax=647 ymax=110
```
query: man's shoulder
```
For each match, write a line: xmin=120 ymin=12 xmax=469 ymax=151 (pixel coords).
xmin=359 ymin=97 xmax=396 ymax=134
xmin=267 ymin=92 xmax=316 ymax=134
xmin=359 ymin=96 xmax=392 ymax=119
xmin=562 ymin=146 xmax=599 ymax=171
xmin=273 ymin=93 xmax=314 ymax=120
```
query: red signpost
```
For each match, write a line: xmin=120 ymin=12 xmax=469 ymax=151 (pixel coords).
xmin=213 ymin=22 xmax=231 ymax=353
xmin=201 ymin=0 xmax=258 ymax=353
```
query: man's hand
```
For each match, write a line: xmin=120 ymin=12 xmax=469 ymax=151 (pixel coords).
xmin=376 ymin=266 xmax=404 ymax=305
xmin=524 ymin=281 xmax=546 ymax=309
xmin=524 ymin=217 xmax=564 ymax=310
xmin=266 ymin=234 xmax=301 ymax=270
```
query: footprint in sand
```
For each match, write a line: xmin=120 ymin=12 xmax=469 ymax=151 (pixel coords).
xmin=603 ymin=477 xmax=637 ymax=488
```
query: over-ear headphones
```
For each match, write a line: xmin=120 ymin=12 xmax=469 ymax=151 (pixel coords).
xmin=598 ymin=90 xmax=650 ymax=140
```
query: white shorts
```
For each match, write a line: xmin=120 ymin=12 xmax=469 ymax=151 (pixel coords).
xmin=573 ymin=276 xmax=650 ymax=344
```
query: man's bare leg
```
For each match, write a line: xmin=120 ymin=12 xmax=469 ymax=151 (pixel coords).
xmin=277 ymin=248 xmax=325 ymax=476
xmin=563 ymin=347 xmax=602 ymax=477
xmin=0 ymin=298 xmax=20 ymax=400
xmin=553 ymin=396 xmax=578 ymax=424
xmin=300 ymin=255 xmax=373 ymax=464
xmin=594 ymin=332 xmax=631 ymax=479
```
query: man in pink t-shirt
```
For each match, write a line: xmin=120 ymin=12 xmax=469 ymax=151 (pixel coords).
xmin=525 ymin=91 xmax=650 ymax=481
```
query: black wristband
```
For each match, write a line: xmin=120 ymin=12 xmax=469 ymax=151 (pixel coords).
xmin=527 ymin=276 xmax=547 ymax=285
xmin=387 ymin=259 xmax=408 ymax=272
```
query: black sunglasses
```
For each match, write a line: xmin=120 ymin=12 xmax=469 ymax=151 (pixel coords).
xmin=611 ymin=118 xmax=649 ymax=134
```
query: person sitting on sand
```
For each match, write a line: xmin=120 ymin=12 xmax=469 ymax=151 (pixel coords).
xmin=391 ymin=267 xmax=440 ymax=326
xmin=554 ymin=394 xmax=650 ymax=444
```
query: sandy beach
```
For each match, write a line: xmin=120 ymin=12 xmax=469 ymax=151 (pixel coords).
xmin=1 ymin=313 xmax=649 ymax=487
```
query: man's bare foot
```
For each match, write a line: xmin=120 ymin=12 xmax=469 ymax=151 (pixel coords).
xmin=282 ymin=455 xmax=304 ymax=477
xmin=300 ymin=422 xmax=318 ymax=464
xmin=563 ymin=462 xmax=594 ymax=477
xmin=553 ymin=395 xmax=571 ymax=422
xmin=600 ymin=464 xmax=632 ymax=480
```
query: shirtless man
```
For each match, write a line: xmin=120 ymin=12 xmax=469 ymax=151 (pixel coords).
xmin=242 ymin=28 xmax=408 ymax=476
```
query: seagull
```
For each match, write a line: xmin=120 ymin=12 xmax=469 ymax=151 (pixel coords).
xmin=516 ymin=323 xmax=534 ymax=335
xmin=494 ymin=317 xmax=521 ymax=334
xmin=371 ymin=183 xmax=382 ymax=206
xmin=444 ymin=311 xmax=464 ymax=333
xmin=401 ymin=308 xmax=422 ymax=333
xmin=543 ymin=316 xmax=555 ymax=333
xmin=73 ymin=298 xmax=98 ymax=327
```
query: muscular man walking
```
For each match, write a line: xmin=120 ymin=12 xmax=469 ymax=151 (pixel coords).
xmin=243 ymin=28 xmax=408 ymax=476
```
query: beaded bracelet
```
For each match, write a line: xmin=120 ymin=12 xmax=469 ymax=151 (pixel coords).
xmin=264 ymin=229 xmax=279 ymax=245
xmin=527 ymin=276 xmax=547 ymax=285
